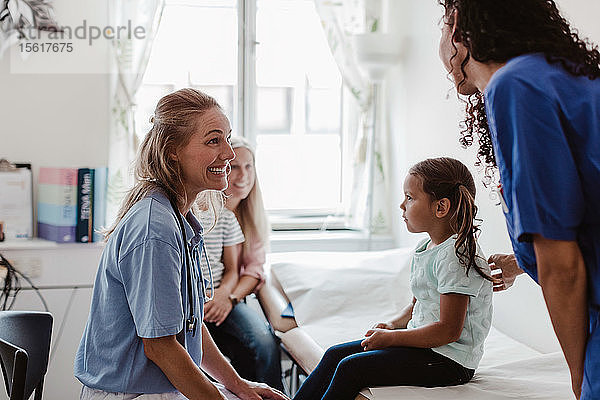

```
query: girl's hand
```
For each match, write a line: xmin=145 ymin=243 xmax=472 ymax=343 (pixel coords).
xmin=372 ymin=321 xmax=395 ymax=330
xmin=204 ymin=288 xmax=233 ymax=326
xmin=361 ymin=328 xmax=395 ymax=351
xmin=230 ymin=378 xmax=290 ymax=400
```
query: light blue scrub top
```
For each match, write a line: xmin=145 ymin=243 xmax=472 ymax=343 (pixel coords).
xmin=74 ymin=190 xmax=205 ymax=393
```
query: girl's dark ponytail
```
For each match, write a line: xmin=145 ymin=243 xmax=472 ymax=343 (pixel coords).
xmin=452 ymin=185 xmax=492 ymax=282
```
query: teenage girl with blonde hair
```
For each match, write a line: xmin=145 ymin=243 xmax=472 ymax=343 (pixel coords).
xmin=198 ymin=136 xmax=282 ymax=390
xmin=293 ymin=157 xmax=494 ymax=400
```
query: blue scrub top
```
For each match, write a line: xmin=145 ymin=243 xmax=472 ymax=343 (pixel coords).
xmin=484 ymin=53 xmax=600 ymax=400
xmin=74 ymin=190 xmax=206 ymax=393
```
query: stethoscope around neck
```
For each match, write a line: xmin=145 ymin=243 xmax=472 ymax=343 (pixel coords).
xmin=169 ymin=198 xmax=214 ymax=337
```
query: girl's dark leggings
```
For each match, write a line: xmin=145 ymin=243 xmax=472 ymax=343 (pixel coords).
xmin=292 ymin=340 xmax=474 ymax=400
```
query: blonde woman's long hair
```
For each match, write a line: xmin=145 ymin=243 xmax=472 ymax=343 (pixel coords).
xmin=230 ymin=137 xmax=270 ymax=252
xmin=104 ymin=88 xmax=225 ymax=239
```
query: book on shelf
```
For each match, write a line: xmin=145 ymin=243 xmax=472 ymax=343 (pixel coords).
xmin=37 ymin=167 xmax=78 ymax=243
xmin=0 ymin=161 xmax=33 ymax=240
xmin=76 ymin=168 xmax=94 ymax=243
xmin=37 ymin=166 xmax=108 ymax=243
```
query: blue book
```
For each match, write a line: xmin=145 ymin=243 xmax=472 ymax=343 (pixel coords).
xmin=92 ymin=167 xmax=108 ymax=242
xmin=76 ymin=168 xmax=94 ymax=243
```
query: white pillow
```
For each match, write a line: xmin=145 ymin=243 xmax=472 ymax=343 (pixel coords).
xmin=269 ymin=248 xmax=414 ymax=349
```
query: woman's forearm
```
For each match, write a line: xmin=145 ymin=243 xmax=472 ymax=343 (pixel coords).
xmin=218 ymin=244 xmax=242 ymax=295
xmin=200 ymin=324 xmax=245 ymax=391
xmin=218 ymin=267 xmax=238 ymax=294
xmin=232 ymin=275 xmax=260 ymax=299
xmin=533 ymin=236 xmax=587 ymax=398
xmin=142 ymin=335 xmax=224 ymax=400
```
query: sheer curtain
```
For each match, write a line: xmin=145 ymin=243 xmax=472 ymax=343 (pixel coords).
xmin=313 ymin=0 xmax=392 ymax=235
xmin=105 ymin=0 xmax=164 ymax=225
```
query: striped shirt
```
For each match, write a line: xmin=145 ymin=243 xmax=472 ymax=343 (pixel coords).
xmin=198 ymin=208 xmax=245 ymax=287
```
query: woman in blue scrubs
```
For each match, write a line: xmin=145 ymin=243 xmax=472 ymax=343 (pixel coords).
xmin=436 ymin=1 xmax=600 ymax=399
xmin=74 ymin=88 xmax=289 ymax=400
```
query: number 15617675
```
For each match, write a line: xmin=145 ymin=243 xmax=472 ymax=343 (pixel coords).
xmin=19 ymin=42 xmax=73 ymax=53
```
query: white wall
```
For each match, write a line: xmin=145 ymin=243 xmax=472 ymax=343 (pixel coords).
xmin=385 ymin=0 xmax=600 ymax=256
xmin=0 ymin=243 xmax=103 ymax=400
xmin=0 ymin=0 xmax=111 ymax=210
xmin=0 ymin=1 xmax=110 ymax=398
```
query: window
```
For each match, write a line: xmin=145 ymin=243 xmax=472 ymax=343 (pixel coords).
xmin=135 ymin=0 xmax=239 ymax=137
xmin=136 ymin=0 xmax=347 ymax=227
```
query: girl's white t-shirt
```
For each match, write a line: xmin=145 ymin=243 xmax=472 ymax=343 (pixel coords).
xmin=407 ymin=235 xmax=493 ymax=369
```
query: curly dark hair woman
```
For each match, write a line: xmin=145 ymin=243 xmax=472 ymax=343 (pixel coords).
xmin=438 ymin=0 xmax=600 ymax=176
xmin=435 ymin=2 xmax=600 ymax=400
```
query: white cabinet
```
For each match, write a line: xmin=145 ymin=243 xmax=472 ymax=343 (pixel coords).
xmin=0 ymin=241 xmax=103 ymax=400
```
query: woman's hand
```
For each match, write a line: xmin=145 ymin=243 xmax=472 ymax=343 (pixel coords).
xmin=489 ymin=253 xmax=524 ymax=291
xmin=372 ymin=321 xmax=395 ymax=330
xmin=230 ymin=378 xmax=290 ymax=400
xmin=204 ymin=288 xmax=233 ymax=326
xmin=361 ymin=328 xmax=395 ymax=351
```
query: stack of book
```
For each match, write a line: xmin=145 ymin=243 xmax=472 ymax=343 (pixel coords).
xmin=37 ymin=167 xmax=108 ymax=243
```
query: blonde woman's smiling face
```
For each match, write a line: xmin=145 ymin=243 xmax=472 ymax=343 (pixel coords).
xmin=176 ymin=107 xmax=235 ymax=195
xmin=225 ymin=147 xmax=255 ymax=203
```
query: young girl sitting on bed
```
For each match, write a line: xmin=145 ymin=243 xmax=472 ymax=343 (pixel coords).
xmin=293 ymin=157 xmax=494 ymax=400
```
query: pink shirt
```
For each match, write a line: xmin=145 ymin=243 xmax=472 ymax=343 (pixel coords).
xmin=237 ymin=238 xmax=266 ymax=292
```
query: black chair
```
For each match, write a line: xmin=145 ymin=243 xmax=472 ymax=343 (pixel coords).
xmin=0 ymin=311 xmax=53 ymax=400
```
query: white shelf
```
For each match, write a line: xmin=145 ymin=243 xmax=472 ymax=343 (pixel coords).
xmin=0 ymin=238 xmax=104 ymax=251
xmin=0 ymin=233 xmax=393 ymax=253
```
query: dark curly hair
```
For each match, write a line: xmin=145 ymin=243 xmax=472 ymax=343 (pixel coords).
xmin=439 ymin=0 xmax=600 ymax=177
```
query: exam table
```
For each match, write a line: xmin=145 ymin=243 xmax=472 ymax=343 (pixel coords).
xmin=257 ymin=249 xmax=572 ymax=400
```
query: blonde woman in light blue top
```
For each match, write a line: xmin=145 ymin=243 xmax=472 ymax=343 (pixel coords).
xmin=75 ymin=89 xmax=289 ymax=400
xmin=293 ymin=157 xmax=495 ymax=400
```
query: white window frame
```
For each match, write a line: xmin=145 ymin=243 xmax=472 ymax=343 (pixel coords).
xmin=237 ymin=1 xmax=350 ymax=230
xmin=138 ymin=0 xmax=351 ymax=230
